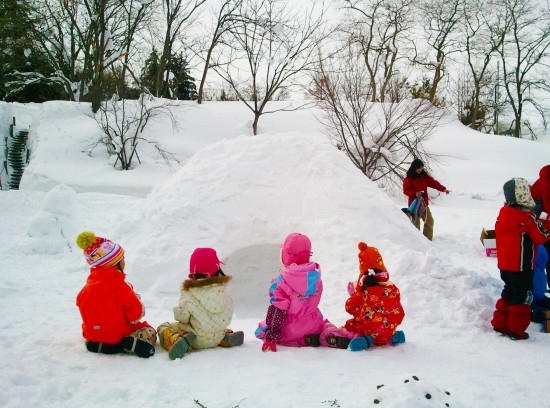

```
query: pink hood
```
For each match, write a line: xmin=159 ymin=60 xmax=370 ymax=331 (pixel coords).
xmin=279 ymin=262 xmax=321 ymax=297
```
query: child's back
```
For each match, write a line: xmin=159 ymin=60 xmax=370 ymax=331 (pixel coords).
xmin=345 ymin=242 xmax=405 ymax=348
xmin=158 ymin=248 xmax=243 ymax=359
xmin=256 ymin=233 xmax=325 ymax=350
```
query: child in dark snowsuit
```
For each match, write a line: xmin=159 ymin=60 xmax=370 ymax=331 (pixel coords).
xmin=345 ymin=242 xmax=406 ymax=351
xmin=491 ymin=178 xmax=550 ymax=340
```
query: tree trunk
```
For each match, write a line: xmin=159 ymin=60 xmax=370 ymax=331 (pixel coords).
xmin=197 ymin=46 xmax=214 ymax=104
xmin=252 ymin=113 xmax=260 ymax=135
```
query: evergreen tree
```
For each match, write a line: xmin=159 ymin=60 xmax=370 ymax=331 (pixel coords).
xmin=170 ymin=53 xmax=197 ymax=101
xmin=140 ymin=50 xmax=196 ymax=100
xmin=140 ymin=49 xmax=161 ymax=95
xmin=0 ymin=0 xmax=64 ymax=102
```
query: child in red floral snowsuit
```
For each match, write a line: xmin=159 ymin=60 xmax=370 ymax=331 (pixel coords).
xmin=345 ymin=242 xmax=405 ymax=351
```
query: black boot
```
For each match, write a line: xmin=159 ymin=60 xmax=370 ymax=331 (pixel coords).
xmin=86 ymin=341 xmax=123 ymax=354
xmin=325 ymin=336 xmax=351 ymax=349
xmin=304 ymin=334 xmax=320 ymax=347
xmin=122 ymin=336 xmax=155 ymax=358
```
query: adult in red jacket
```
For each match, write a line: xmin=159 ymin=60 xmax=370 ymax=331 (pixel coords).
xmin=491 ymin=178 xmax=550 ymax=340
xmin=530 ymin=164 xmax=550 ymax=285
xmin=403 ymin=158 xmax=449 ymax=240
xmin=76 ymin=232 xmax=157 ymax=357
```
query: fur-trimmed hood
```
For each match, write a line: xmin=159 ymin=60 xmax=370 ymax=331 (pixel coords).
xmin=182 ymin=275 xmax=232 ymax=291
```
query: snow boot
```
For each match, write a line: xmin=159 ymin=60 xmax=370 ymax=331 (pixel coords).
xmin=304 ymin=334 xmax=321 ymax=347
xmin=507 ymin=332 xmax=529 ymax=340
xmin=507 ymin=304 xmax=531 ymax=341
xmin=390 ymin=330 xmax=406 ymax=345
xmin=85 ymin=341 xmax=123 ymax=354
xmin=122 ymin=336 xmax=155 ymax=358
xmin=349 ymin=335 xmax=374 ymax=351
xmin=491 ymin=298 xmax=510 ymax=334
xmin=219 ymin=329 xmax=244 ymax=348
xmin=325 ymin=336 xmax=351 ymax=349
xmin=168 ymin=333 xmax=196 ymax=360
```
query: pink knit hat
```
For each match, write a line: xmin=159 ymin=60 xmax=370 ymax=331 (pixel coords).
xmin=76 ymin=231 xmax=125 ymax=268
xmin=189 ymin=248 xmax=223 ymax=278
xmin=280 ymin=233 xmax=312 ymax=266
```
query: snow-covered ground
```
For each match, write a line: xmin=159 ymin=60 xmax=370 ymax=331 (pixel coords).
xmin=0 ymin=100 xmax=549 ymax=408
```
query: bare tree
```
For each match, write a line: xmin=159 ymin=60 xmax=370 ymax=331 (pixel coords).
xmin=311 ymin=49 xmax=444 ymax=189
xmin=342 ymin=0 xmax=416 ymax=103
xmin=194 ymin=0 xmax=243 ymax=104
xmin=415 ymin=0 xmax=464 ymax=104
xmin=493 ymin=0 xmax=550 ymax=138
xmin=213 ymin=0 xmax=327 ymax=135
xmin=154 ymin=0 xmax=206 ymax=98
xmin=460 ymin=0 xmax=504 ymax=130
xmin=30 ymin=0 xmax=154 ymax=110
xmin=93 ymin=93 xmax=179 ymax=170
xmin=116 ymin=0 xmax=156 ymax=96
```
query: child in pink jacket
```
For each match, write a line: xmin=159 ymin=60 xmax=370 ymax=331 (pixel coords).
xmin=255 ymin=233 xmax=352 ymax=351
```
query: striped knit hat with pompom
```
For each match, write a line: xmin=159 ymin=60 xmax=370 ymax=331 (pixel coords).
xmin=76 ymin=231 xmax=125 ymax=268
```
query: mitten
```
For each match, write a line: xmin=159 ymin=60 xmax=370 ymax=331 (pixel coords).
xmin=262 ymin=340 xmax=277 ymax=352
xmin=264 ymin=305 xmax=287 ymax=342
xmin=347 ymin=281 xmax=355 ymax=296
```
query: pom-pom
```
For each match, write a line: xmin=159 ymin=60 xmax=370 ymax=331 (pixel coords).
xmin=358 ymin=242 xmax=368 ymax=251
xmin=76 ymin=231 xmax=96 ymax=250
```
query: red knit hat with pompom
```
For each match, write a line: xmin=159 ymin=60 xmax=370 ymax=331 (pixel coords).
xmin=357 ymin=242 xmax=388 ymax=285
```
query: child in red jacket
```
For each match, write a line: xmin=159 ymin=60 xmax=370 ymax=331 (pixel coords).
xmin=76 ymin=232 xmax=157 ymax=357
xmin=491 ymin=178 xmax=550 ymax=340
xmin=345 ymin=242 xmax=406 ymax=351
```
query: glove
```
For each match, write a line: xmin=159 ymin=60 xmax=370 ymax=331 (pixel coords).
xmin=264 ymin=305 xmax=286 ymax=342
xmin=347 ymin=281 xmax=355 ymax=296
xmin=262 ymin=339 xmax=277 ymax=352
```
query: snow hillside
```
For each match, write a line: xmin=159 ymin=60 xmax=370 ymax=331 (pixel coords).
xmin=1 ymin=100 xmax=550 ymax=408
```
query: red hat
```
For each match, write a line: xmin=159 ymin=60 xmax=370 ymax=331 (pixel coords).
xmin=189 ymin=248 xmax=223 ymax=277
xmin=357 ymin=242 xmax=388 ymax=284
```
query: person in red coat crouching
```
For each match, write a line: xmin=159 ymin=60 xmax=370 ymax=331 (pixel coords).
xmin=76 ymin=232 xmax=157 ymax=357
xmin=491 ymin=178 xmax=550 ymax=340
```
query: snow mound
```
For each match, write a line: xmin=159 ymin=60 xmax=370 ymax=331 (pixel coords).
xmin=19 ymin=184 xmax=78 ymax=254
xmin=124 ymin=133 xmax=427 ymax=304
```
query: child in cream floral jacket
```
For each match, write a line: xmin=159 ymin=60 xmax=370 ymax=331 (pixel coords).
xmin=157 ymin=248 xmax=243 ymax=359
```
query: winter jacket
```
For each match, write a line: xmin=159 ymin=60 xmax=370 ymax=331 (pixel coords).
xmin=344 ymin=282 xmax=405 ymax=346
xmin=76 ymin=266 xmax=149 ymax=343
xmin=173 ymin=275 xmax=234 ymax=349
xmin=495 ymin=205 xmax=550 ymax=272
xmin=403 ymin=174 xmax=446 ymax=206
xmin=531 ymin=165 xmax=550 ymax=215
xmin=256 ymin=262 xmax=324 ymax=345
